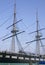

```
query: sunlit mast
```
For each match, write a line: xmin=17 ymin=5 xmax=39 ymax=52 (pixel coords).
xmin=36 ymin=11 xmax=40 ymax=55
xmin=11 ymin=0 xmax=18 ymax=52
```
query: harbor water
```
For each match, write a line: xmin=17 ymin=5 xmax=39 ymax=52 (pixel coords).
xmin=0 ymin=63 xmax=44 ymax=65
xmin=0 ymin=63 xmax=29 ymax=65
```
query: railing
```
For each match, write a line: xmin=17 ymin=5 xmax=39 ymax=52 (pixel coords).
xmin=0 ymin=51 xmax=45 ymax=63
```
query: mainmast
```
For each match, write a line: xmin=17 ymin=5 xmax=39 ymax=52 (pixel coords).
xmin=2 ymin=0 xmax=25 ymax=53
xmin=36 ymin=11 xmax=40 ymax=55
xmin=11 ymin=0 xmax=18 ymax=53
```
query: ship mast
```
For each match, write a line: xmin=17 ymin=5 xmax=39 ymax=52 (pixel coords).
xmin=2 ymin=0 xmax=25 ymax=53
xmin=11 ymin=0 xmax=17 ymax=53
xmin=36 ymin=11 xmax=40 ymax=55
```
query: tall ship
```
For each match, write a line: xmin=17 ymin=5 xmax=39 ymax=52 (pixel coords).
xmin=0 ymin=0 xmax=45 ymax=65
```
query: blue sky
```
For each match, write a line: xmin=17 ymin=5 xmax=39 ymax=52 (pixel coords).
xmin=0 ymin=0 xmax=45 ymax=54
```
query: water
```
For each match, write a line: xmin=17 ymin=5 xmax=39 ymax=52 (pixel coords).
xmin=0 ymin=63 xmax=29 ymax=65
xmin=0 ymin=63 xmax=44 ymax=65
